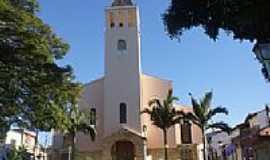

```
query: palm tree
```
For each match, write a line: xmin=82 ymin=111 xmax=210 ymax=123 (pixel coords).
xmin=65 ymin=106 xmax=96 ymax=160
xmin=181 ymin=92 xmax=230 ymax=160
xmin=141 ymin=89 xmax=181 ymax=160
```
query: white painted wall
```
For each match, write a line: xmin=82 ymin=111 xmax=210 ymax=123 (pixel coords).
xmin=5 ymin=131 xmax=22 ymax=148
xmin=197 ymin=144 xmax=204 ymax=160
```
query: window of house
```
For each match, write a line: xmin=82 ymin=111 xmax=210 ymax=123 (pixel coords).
xmin=181 ymin=120 xmax=192 ymax=144
xmin=143 ymin=125 xmax=148 ymax=137
xmin=120 ymin=103 xmax=127 ymax=124
xmin=90 ymin=108 xmax=96 ymax=126
xmin=117 ymin=39 xmax=127 ymax=51
xmin=10 ymin=139 xmax=16 ymax=147
xmin=143 ymin=125 xmax=147 ymax=132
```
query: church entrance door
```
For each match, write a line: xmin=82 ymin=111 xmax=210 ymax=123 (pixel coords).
xmin=111 ymin=141 xmax=135 ymax=160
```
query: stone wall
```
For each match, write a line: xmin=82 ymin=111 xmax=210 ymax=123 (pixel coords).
xmin=148 ymin=144 xmax=198 ymax=160
xmin=49 ymin=149 xmax=102 ymax=160
xmin=50 ymin=138 xmax=199 ymax=160
xmin=148 ymin=148 xmax=179 ymax=160
xmin=52 ymin=145 xmax=198 ymax=160
xmin=75 ymin=151 xmax=102 ymax=160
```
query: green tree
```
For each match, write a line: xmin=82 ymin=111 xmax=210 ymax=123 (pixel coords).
xmin=141 ymin=89 xmax=181 ymax=160
xmin=180 ymin=92 xmax=230 ymax=160
xmin=163 ymin=0 xmax=270 ymax=80
xmin=7 ymin=146 xmax=30 ymax=160
xmin=64 ymin=106 xmax=96 ymax=160
xmin=0 ymin=0 xmax=81 ymax=137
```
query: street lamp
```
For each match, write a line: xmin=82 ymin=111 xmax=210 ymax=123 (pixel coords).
xmin=253 ymin=43 xmax=270 ymax=81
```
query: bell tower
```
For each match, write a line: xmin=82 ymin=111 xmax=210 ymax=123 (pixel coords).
xmin=104 ymin=0 xmax=142 ymax=136
xmin=112 ymin=0 xmax=133 ymax=6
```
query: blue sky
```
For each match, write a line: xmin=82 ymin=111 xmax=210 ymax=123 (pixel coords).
xmin=38 ymin=0 xmax=270 ymax=127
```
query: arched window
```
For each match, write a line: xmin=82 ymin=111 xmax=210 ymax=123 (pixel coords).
xmin=143 ymin=125 xmax=148 ymax=137
xmin=143 ymin=125 xmax=147 ymax=132
xmin=120 ymin=103 xmax=127 ymax=124
xmin=181 ymin=120 xmax=192 ymax=144
xmin=119 ymin=22 xmax=124 ymax=27
xmin=110 ymin=22 xmax=115 ymax=28
xmin=117 ymin=39 xmax=127 ymax=51
xmin=90 ymin=108 xmax=96 ymax=126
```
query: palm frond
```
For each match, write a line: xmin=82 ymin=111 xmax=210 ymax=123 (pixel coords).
xmin=207 ymin=107 xmax=229 ymax=121
xmin=201 ymin=91 xmax=213 ymax=112
xmin=171 ymin=110 xmax=186 ymax=125
xmin=190 ymin=95 xmax=204 ymax=122
xmin=148 ymin=99 xmax=161 ymax=108
xmin=78 ymin=123 xmax=96 ymax=141
xmin=167 ymin=89 xmax=173 ymax=100
xmin=175 ymin=110 xmax=186 ymax=116
xmin=206 ymin=122 xmax=231 ymax=133
xmin=66 ymin=105 xmax=96 ymax=142
xmin=166 ymin=89 xmax=179 ymax=105
xmin=141 ymin=108 xmax=152 ymax=115
xmin=182 ymin=112 xmax=201 ymax=128
xmin=144 ymin=89 xmax=181 ymax=130
xmin=171 ymin=116 xmax=183 ymax=125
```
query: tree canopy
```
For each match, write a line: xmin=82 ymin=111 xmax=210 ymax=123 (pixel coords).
xmin=163 ymin=0 xmax=270 ymax=43
xmin=0 ymin=0 xmax=81 ymax=134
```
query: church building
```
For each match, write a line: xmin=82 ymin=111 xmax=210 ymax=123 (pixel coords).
xmin=52 ymin=0 xmax=203 ymax=160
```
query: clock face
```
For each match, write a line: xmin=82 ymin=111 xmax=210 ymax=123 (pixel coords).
xmin=117 ymin=39 xmax=127 ymax=52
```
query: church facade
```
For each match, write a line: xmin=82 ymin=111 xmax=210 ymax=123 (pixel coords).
xmin=52 ymin=0 xmax=203 ymax=160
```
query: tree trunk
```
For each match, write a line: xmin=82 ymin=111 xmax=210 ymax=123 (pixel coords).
xmin=71 ymin=133 xmax=76 ymax=160
xmin=163 ymin=129 xmax=168 ymax=160
xmin=202 ymin=129 xmax=206 ymax=160
xmin=34 ymin=130 xmax=39 ymax=160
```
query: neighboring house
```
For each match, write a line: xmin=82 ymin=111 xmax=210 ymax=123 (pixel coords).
xmin=207 ymin=131 xmax=233 ymax=160
xmin=245 ymin=106 xmax=270 ymax=129
xmin=0 ymin=129 xmax=47 ymax=160
xmin=207 ymin=107 xmax=270 ymax=160
xmin=232 ymin=106 xmax=270 ymax=160
xmin=51 ymin=0 xmax=203 ymax=160
xmin=207 ymin=106 xmax=270 ymax=160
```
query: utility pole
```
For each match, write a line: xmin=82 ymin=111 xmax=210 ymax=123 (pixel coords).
xmin=68 ymin=146 xmax=72 ymax=160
